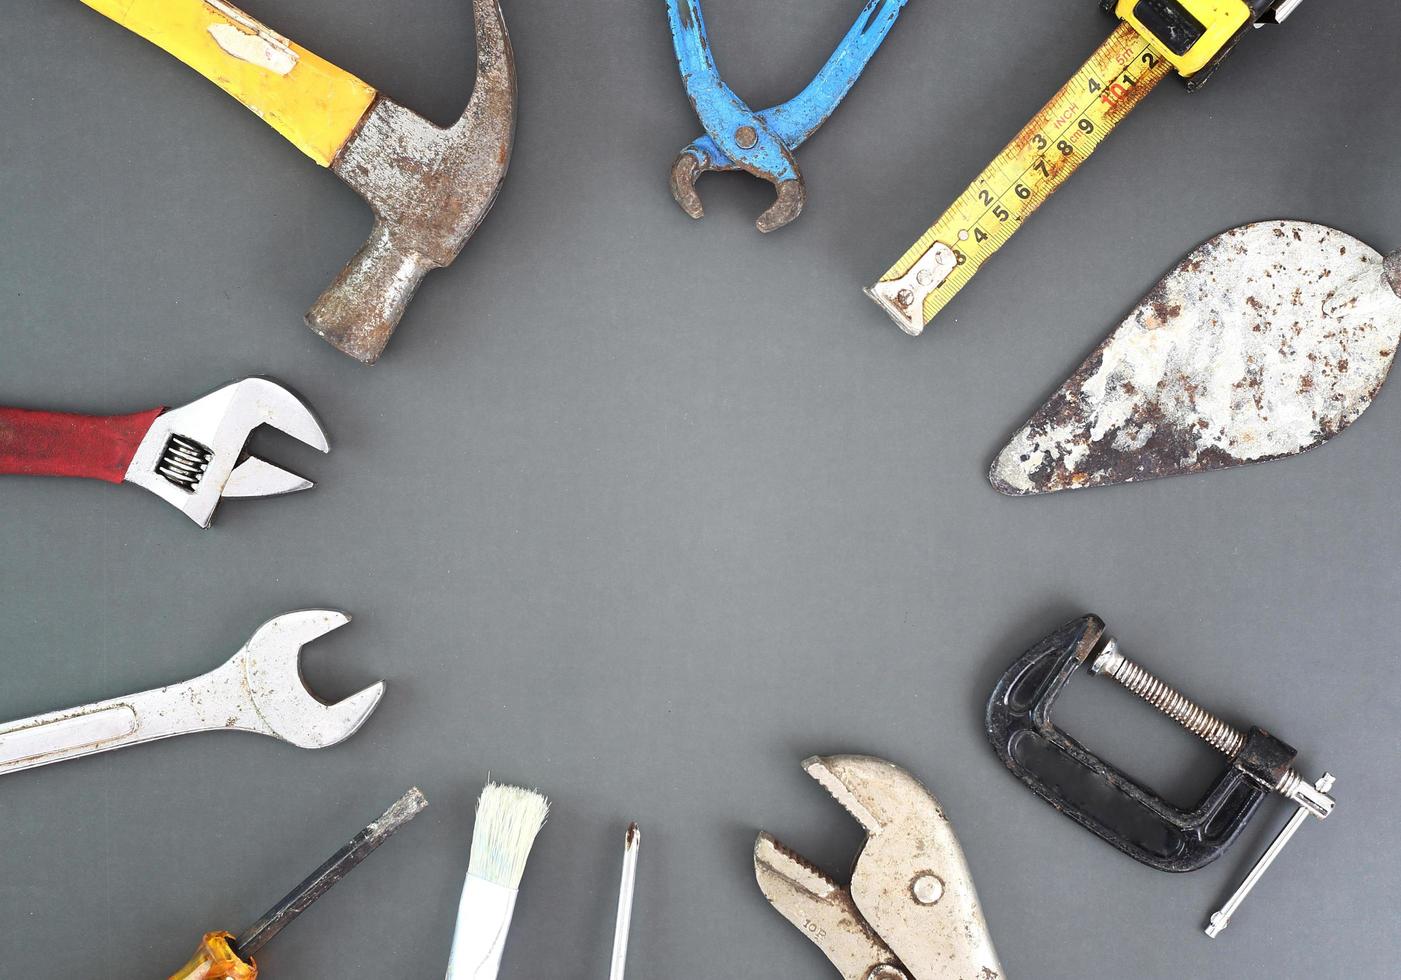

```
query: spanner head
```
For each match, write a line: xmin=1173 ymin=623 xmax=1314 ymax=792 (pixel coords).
xmin=124 ymin=378 xmax=329 ymax=528
xmin=235 ymin=610 xmax=385 ymax=749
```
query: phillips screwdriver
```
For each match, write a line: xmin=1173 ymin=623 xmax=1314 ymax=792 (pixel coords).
xmin=169 ymin=787 xmax=428 ymax=979
xmin=609 ymin=823 xmax=640 ymax=979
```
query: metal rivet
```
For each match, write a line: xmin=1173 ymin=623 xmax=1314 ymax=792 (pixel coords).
xmin=916 ymin=268 xmax=934 ymax=286
xmin=912 ymin=873 xmax=944 ymax=905
xmin=896 ymin=288 xmax=915 ymax=308
xmin=735 ymin=125 xmax=759 ymax=149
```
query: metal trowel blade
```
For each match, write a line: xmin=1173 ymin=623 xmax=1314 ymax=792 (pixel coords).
xmin=992 ymin=221 xmax=1401 ymax=495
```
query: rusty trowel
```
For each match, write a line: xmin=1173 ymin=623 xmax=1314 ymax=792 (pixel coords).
xmin=991 ymin=221 xmax=1401 ymax=495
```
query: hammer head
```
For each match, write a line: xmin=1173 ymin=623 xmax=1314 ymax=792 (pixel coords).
xmin=306 ymin=0 xmax=517 ymax=364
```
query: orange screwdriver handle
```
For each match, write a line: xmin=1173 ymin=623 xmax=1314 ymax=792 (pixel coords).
xmin=169 ymin=932 xmax=257 ymax=980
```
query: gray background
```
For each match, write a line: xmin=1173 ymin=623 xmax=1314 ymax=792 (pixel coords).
xmin=1 ymin=1 xmax=1396 ymax=976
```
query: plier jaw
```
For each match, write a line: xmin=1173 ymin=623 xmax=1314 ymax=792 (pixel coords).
xmin=755 ymin=756 xmax=1003 ymax=980
xmin=670 ymin=146 xmax=806 ymax=235
xmin=754 ymin=834 xmax=908 ymax=980
xmin=663 ymin=0 xmax=909 ymax=233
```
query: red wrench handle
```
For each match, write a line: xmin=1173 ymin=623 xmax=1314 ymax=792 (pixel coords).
xmin=0 ymin=406 xmax=165 ymax=483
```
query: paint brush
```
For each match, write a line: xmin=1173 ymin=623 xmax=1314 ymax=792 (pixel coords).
xmin=445 ymin=781 xmax=550 ymax=980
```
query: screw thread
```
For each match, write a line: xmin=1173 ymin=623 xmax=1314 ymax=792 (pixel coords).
xmin=1275 ymin=769 xmax=1305 ymax=798
xmin=1091 ymin=642 xmax=1331 ymax=815
xmin=1093 ymin=646 xmax=1246 ymax=756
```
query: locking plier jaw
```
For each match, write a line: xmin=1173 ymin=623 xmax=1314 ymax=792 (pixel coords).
xmin=755 ymin=756 xmax=1002 ymax=979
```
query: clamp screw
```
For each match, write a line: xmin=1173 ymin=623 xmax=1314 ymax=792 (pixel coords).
xmin=1089 ymin=639 xmax=1334 ymax=818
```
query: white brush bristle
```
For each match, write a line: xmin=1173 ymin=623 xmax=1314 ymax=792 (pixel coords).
xmin=467 ymin=782 xmax=550 ymax=889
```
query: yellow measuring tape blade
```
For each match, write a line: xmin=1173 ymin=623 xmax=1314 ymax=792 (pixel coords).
xmin=868 ymin=22 xmax=1172 ymax=335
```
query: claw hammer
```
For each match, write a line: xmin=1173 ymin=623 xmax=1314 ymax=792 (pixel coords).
xmin=80 ymin=0 xmax=517 ymax=364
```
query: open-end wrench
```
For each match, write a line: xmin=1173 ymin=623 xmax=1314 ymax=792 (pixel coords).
xmin=0 ymin=378 xmax=328 ymax=527
xmin=664 ymin=0 xmax=910 ymax=233
xmin=0 ymin=611 xmax=384 ymax=778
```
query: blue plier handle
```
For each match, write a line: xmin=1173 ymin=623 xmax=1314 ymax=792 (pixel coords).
xmin=664 ymin=0 xmax=909 ymax=232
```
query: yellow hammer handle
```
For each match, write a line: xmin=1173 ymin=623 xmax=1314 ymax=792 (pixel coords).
xmin=168 ymin=932 xmax=258 ymax=980
xmin=80 ymin=0 xmax=376 ymax=166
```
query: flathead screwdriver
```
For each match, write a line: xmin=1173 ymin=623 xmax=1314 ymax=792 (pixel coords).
xmin=169 ymin=787 xmax=428 ymax=979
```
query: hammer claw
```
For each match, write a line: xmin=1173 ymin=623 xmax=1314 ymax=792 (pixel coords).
xmin=311 ymin=0 xmax=517 ymax=363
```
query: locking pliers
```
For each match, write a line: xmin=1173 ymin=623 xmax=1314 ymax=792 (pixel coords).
xmin=755 ymin=755 xmax=1002 ymax=979
xmin=663 ymin=0 xmax=909 ymax=233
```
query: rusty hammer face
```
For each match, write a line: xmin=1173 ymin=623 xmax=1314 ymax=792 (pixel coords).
xmin=82 ymin=0 xmax=517 ymax=364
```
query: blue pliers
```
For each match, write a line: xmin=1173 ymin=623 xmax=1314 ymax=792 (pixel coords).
xmin=664 ymin=0 xmax=910 ymax=233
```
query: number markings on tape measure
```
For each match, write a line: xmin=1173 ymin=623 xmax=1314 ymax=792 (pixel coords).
xmin=869 ymin=22 xmax=1172 ymax=334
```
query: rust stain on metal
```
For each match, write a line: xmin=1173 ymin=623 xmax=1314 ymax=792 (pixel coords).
xmin=993 ymin=221 xmax=1401 ymax=494
xmin=304 ymin=0 xmax=517 ymax=365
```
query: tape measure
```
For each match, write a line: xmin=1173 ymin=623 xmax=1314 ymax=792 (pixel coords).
xmin=867 ymin=0 xmax=1300 ymax=335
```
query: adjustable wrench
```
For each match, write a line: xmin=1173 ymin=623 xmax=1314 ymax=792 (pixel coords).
xmin=0 ymin=378 xmax=328 ymax=527
xmin=0 ymin=611 xmax=384 ymax=778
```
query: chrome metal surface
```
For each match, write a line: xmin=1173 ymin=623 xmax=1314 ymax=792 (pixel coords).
xmin=125 ymin=378 xmax=328 ymax=527
xmin=233 ymin=787 xmax=429 ymax=959
xmin=0 ymin=610 xmax=384 ymax=777
xmin=1206 ymin=772 xmax=1335 ymax=939
xmin=608 ymin=823 xmax=640 ymax=980
xmin=1260 ymin=0 xmax=1306 ymax=24
xmin=864 ymin=243 xmax=957 ymax=336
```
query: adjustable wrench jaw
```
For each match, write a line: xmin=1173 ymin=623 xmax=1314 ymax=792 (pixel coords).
xmin=124 ymin=379 xmax=329 ymax=527
xmin=755 ymin=755 xmax=1002 ymax=980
